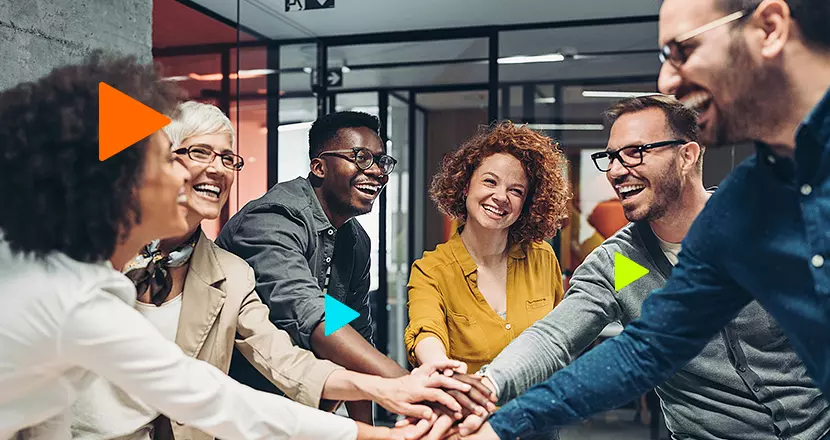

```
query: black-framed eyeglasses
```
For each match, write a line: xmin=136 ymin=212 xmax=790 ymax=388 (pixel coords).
xmin=659 ymin=4 xmax=758 ymax=67
xmin=317 ymin=147 xmax=397 ymax=176
xmin=174 ymin=144 xmax=244 ymax=171
xmin=591 ymin=139 xmax=687 ymax=172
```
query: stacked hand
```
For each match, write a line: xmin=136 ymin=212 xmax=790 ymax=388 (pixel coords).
xmin=386 ymin=362 xmax=497 ymax=440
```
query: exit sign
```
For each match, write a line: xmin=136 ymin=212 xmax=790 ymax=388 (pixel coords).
xmin=286 ymin=0 xmax=335 ymax=12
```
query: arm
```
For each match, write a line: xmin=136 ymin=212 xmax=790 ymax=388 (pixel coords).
xmin=484 ymin=245 xmax=624 ymax=405
xmin=234 ymin=278 xmax=344 ymax=409
xmin=237 ymin=282 xmax=470 ymax=420
xmin=224 ymin=204 xmax=406 ymax=380
xmin=414 ymin=337 xmax=453 ymax=368
xmin=404 ymin=261 xmax=452 ymax=369
xmin=334 ymin=247 xmax=396 ymax=425
xmin=62 ymin=289 xmax=358 ymax=440
xmin=481 ymin=243 xmax=752 ymax=439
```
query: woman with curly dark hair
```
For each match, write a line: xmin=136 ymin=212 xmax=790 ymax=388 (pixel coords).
xmin=0 ymin=53 xmax=425 ymax=440
xmin=404 ymin=121 xmax=571 ymax=378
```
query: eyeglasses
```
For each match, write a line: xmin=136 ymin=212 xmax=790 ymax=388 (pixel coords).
xmin=591 ymin=139 xmax=687 ymax=172
xmin=659 ymin=5 xmax=757 ymax=67
xmin=317 ymin=147 xmax=397 ymax=176
xmin=173 ymin=144 xmax=244 ymax=171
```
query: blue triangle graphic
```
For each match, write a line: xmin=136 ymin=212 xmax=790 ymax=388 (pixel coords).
xmin=324 ymin=294 xmax=360 ymax=336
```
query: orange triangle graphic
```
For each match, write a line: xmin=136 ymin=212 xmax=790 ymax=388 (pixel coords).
xmin=98 ymin=82 xmax=171 ymax=161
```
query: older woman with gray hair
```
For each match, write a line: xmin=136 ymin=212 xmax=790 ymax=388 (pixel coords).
xmin=70 ymin=101 xmax=474 ymax=440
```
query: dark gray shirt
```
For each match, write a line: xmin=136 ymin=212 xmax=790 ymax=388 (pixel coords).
xmin=485 ymin=221 xmax=830 ymax=440
xmin=216 ymin=176 xmax=374 ymax=351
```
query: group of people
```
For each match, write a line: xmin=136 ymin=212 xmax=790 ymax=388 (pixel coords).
xmin=2 ymin=0 xmax=830 ymax=439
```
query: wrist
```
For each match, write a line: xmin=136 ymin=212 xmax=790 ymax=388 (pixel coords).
xmin=355 ymin=421 xmax=380 ymax=440
xmin=361 ymin=374 xmax=390 ymax=402
xmin=481 ymin=376 xmax=497 ymax=396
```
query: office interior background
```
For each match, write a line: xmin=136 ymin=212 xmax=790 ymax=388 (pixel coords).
xmin=1 ymin=1 xmax=759 ymax=438
xmin=153 ymin=2 xmax=756 ymax=438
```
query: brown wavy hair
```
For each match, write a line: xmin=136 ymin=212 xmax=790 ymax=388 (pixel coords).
xmin=430 ymin=121 xmax=571 ymax=246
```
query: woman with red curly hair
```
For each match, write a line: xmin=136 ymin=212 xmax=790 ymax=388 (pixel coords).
xmin=404 ymin=122 xmax=571 ymax=377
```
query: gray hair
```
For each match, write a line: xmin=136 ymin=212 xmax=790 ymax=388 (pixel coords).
xmin=164 ymin=101 xmax=235 ymax=150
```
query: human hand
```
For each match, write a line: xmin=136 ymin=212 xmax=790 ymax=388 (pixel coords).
xmin=443 ymin=373 xmax=497 ymax=417
xmin=459 ymin=421 xmax=499 ymax=440
xmin=410 ymin=361 xmax=495 ymax=418
xmin=455 ymin=376 xmax=497 ymax=434
xmin=396 ymin=411 xmax=458 ymax=440
xmin=357 ymin=417 xmax=434 ymax=440
xmin=371 ymin=360 xmax=473 ymax=419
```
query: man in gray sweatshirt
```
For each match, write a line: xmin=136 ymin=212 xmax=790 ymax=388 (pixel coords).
xmin=472 ymin=95 xmax=830 ymax=440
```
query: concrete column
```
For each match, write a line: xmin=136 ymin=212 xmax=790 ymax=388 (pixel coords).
xmin=0 ymin=0 xmax=152 ymax=91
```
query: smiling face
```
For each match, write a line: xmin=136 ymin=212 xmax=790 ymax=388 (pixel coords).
xmin=606 ymin=108 xmax=684 ymax=222
xmin=314 ymin=126 xmax=388 ymax=220
xmin=464 ymin=153 xmax=529 ymax=233
xmin=177 ymin=133 xmax=235 ymax=223
xmin=657 ymin=0 xmax=790 ymax=147
xmin=136 ymin=131 xmax=191 ymax=239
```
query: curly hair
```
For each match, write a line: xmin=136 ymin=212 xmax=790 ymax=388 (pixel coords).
xmin=430 ymin=121 xmax=572 ymax=246
xmin=308 ymin=111 xmax=381 ymax=159
xmin=0 ymin=50 xmax=181 ymax=263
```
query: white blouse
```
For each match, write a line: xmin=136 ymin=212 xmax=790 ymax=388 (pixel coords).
xmin=0 ymin=238 xmax=356 ymax=440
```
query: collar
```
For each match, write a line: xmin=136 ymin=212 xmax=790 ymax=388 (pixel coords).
xmin=187 ymin=229 xmax=226 ymax=287
xmin=797 ymin=85 xmax=830 ymax=149
xmin=300 ymin=176 xmax=336 ymax=233
xmin=757 ymin=86 xmax=830 ymax=183
xmin=448 ymin=229 xmax=527 ymax=277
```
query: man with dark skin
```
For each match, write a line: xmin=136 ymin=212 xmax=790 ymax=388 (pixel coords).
xmin=217 ymin=111 xmax=494 ymax=425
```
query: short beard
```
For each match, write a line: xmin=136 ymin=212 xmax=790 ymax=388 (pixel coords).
xmin=712 ymin=35 xmax=791 ymax=146
xmin=626 ymin=157 xmax=684 ymax=223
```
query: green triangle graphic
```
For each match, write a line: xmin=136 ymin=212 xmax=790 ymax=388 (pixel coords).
xmin=615 ymin=252 xmax=649 ymax=292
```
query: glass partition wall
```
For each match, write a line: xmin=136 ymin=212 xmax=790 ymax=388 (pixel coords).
xmin=153 ymin=6 xmax=746 ymax=431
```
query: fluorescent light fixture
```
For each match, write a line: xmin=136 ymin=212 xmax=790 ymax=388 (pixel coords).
xmin=582 ymin=91 xmax=660 ymax=99
xmin=184 ymin=69 xmax=277 ymax=82
xmin=527 ymin=123 xmax=605 ymax=131
xmin=535 ymin=97 xmax=557 ymax=104
xmin=241 ymin=69 xmax=276 ymax=76
xmin=498 ymin=53 xmax=565 ymax=65
xmin=162 ymin=75 xmax=190 ymax=82
xmin=277 ymin=121 xmax=313 ymax=132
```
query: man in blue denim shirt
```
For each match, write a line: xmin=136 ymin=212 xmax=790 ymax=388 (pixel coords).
xmin=460 ymin=0 xmax=830 ymax=438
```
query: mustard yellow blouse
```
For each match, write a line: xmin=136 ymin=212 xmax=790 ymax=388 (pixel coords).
xmin=404 ymin=233 xmax=565 ymax=373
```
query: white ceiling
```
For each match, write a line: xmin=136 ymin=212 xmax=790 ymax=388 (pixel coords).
xmin=160 ymin=0 xmax=663 ymax=133
xmin=193 ymin=0 xmax=659 ymax=40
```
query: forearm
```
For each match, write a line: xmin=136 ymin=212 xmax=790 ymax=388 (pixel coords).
xmin=487 ymin=302 xmax=613 ymax=405
xmin=413 ymin=336 xmax=450 ymax=366
xmin=311 ymin=323 xmax=407 ymax=378
xmin=321 ymin=370 xmax=385 ymax=402
xmin=488 ymin=333 xmax=672 ymax=438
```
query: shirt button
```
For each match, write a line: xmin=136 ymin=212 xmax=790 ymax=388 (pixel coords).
xmin=767 ymin=155 xmax=777 ymax=164
xmin=737 ymin=364 xmax=746 ymax=372
xmin=505 ymin=323 xmax=512 ymax=330
xmin=812 ymin=254 xmax=825 ymax=268
xmin=774 ymin=414 xmax=783 ymax=422
xmin=327 ymin=229 xmax=334 ymax=235
xmin=325 ymin=257 xmax=332 ymax=263
xmin=801 ymin=184 xmax=813 ymax=196
xmin=753 ymin=385 xmax=760 ymax=392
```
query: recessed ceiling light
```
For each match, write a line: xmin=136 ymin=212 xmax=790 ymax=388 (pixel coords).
xmin=582 ymin=91 xmax=660 ymax=99
xmin=498 ymin=53 xmax=565 ymax=65
xmin=527 ymin=123 xmax=604 ymax=131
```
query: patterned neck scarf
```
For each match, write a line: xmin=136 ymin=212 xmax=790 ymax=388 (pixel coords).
xmin=124 ymin=228 xmax=200 ymax=306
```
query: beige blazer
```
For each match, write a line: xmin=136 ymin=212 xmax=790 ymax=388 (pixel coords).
xmin=169 ymin=231 xmax=342 ymax=440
